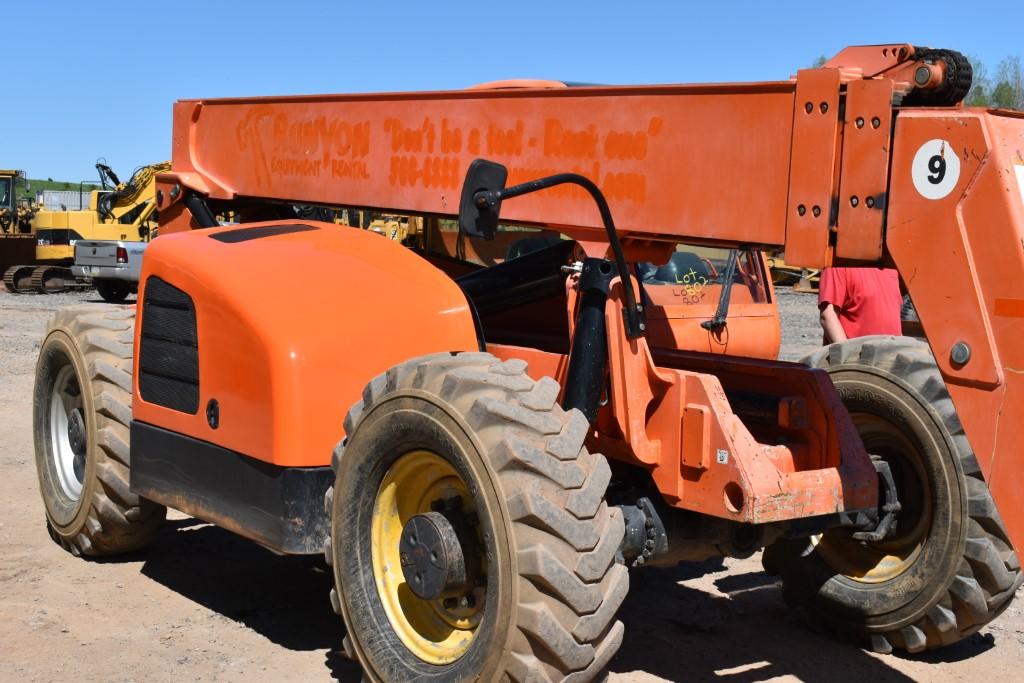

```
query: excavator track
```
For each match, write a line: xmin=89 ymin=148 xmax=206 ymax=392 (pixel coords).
xmin=3 ymin=265 xmax=37 ymax=293
xmin=28 ymin=266 xmax=85 ymax=294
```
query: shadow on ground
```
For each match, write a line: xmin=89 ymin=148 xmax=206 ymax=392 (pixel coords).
xmin=135 ymin=520 xmax=996 ymax=682
xmin=610 ymin=561 xmax=996 ymax=682
xmin=138 ymin=519 xmax=363 ymax=681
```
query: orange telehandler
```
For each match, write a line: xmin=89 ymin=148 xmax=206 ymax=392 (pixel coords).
xmin=33 ymin=44 xmax=1024 ymax=680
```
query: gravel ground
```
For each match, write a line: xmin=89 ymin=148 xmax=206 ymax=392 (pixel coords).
xmin=776 ymin=288 xmax=824 ymax=361
xmin=2 ymin=287 xmax=1022 ymax=682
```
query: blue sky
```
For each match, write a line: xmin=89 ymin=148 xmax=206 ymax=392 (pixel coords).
xmin=3 ymin=0 xmax=1022 ymax=181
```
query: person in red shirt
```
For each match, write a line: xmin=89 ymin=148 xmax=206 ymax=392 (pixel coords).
xmin=818 ymin=267 xmax=902 ymax=343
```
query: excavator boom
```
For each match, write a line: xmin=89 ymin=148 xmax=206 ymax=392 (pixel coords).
xmin=97 ymin=161 xmax=171 ymax=222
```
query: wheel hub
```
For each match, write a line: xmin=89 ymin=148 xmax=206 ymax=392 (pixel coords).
xmin=50 ymin=364 xmax=86 ymax=500
xmin=400 ymin=494 xmax=482 ymax=601
xmin=67 ymin=408 xmax=86 ymax=456
xmin=400 ymin=511 xmax=469 ymax=600
xmin=371 ymin=452 xmax=487 ymax=663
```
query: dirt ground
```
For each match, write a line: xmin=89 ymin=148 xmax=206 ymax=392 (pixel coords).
xmin=2 ymin=288 xmax=1023 ymax=683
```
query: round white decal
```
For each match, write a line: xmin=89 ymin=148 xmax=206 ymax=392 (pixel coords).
xmin=912 ymin=139 xmax=961 ymax=200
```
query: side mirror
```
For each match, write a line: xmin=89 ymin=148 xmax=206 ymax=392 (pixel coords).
xmin=458 ymin=159 xmax=507 ymax=240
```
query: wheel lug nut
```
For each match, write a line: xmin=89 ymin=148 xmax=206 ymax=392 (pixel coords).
xmin=460 ymin=595 xmax=475 ymax=609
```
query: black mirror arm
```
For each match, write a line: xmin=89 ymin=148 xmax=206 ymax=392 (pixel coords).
xmin=474 ymin=173 xmax=646 ymax=339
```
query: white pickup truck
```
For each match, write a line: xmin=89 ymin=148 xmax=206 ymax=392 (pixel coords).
xmin=72 ymin=240 xmax=147 ymax=302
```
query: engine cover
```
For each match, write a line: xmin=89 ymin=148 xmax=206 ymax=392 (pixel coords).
xmin=132 ymin=220 xmax=479 ymax=467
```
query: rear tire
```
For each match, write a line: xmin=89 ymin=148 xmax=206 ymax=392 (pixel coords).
xmin=764 ymin=336 xmax=1021 ymax=653
xmin=326 ymin=352 xmax=627 ymax=682
xmin=34 ymin=304 xmax=165 ymax=556
xmin=95 ymin=279 xmax=130 ymax=303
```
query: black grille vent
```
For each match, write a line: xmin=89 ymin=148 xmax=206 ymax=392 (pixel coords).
xmin=139 ymin=276 xmax=199 ymax=414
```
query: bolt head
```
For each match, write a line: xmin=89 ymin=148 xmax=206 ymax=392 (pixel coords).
xmin=950 ymin=342 xmax=971 ymax=366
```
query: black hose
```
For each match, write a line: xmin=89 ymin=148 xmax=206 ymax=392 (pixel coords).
xmin=701 ymin=249 xmax=740 ymax=331
xmin=486 ymin=172 xmax=645 ymax=338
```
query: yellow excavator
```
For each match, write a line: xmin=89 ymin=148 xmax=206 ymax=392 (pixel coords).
xmin=3 ymin=160 xmax=170 ymax=293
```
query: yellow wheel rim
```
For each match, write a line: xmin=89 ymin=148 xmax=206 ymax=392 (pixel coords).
xmin=371 ymin=450 xmax=485 ymax=664
xmin=814 ymin=412 xmax=932 ymax=583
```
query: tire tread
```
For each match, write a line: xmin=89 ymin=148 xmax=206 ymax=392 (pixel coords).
xmin=40 ymin=304 xmax=165 ymax=556
xmin=788 ymin=336 xmax=1022 ymax=653
xmin=326 ymin=352 xmax=625 ymax=681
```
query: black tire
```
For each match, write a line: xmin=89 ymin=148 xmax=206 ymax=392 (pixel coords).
xmin=34 ymin=304 xmax=165 ymax=556
xmin=325 ymin=352 xmax=627 ymax=682
xmin=95 ymin=279 xmax=130 ymax=303
xmin=764 ymin=336 xmax=1021 ymax=653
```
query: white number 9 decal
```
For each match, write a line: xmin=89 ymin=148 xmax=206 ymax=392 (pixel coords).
xmin=912 ymin=139 xmax=961 ymax=200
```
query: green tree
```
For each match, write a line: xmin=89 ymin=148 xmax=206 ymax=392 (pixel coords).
xmin=811 ymin=55 xmax=827 ymax=68
xmin=966 ymin=55 xmax=991 ymax=106
xmin=994 ymin=56 xmax=1023 ymax=109
xmin=992 ymin=81 xmax=1017 ymax=108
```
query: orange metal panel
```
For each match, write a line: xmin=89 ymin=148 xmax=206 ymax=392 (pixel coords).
xmin=887 ymin=112 xmax=1000 ymax=389
xmin=132 ymin=221 xmax=479 ymax=467
xmin=165 ymin=83 xmax=798 ymax=247
xmin=487 ymin=338 xmax=877 ymax=524
xmin=681 ymin=404 xmax=710 ymax=470
xmin=784 ymin=69 xmax=842 ymax=268
xmin=835 ymin=79 xmax=893 ymax=261
xmin=823 ymin=44 xmax=914 ymax=76
xmin=888 ymin=110 xmax=1024 ymax=549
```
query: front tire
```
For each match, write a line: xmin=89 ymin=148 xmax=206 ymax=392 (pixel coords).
xmin=326 ymin=352 xmax=627 ymax=682
xmin=765 ymin=336 xmax=1021 ymax=653
xmin=34 ymin=304 xmax=165 ymax=555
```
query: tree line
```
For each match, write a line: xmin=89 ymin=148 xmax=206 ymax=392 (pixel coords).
xmin=966 ymin=56 xmax=1023 ymax=109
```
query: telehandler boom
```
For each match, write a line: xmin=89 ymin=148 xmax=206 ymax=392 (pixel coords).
xmin=34 ymin=44 xmax=1024 ymax=680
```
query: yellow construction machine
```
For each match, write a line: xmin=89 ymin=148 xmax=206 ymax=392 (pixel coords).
xmin=3 ymin=161 xmax=170 ymax=293
xmin=0 ymin=169 xmax=38 ymax=284
xmin=766 ymin=253 xmax=820 ymax=292
xmin=335 ymin=209 xmax=424 ymax=245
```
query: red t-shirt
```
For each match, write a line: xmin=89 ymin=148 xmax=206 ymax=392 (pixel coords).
xmin=818 ymin=267 xmax=902 ymax=340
